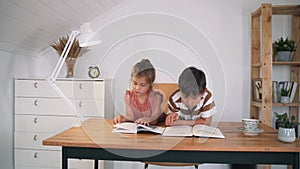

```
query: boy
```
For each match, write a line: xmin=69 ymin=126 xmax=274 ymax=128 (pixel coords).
xmin=165 ymin=66 xmax=216 ymax=126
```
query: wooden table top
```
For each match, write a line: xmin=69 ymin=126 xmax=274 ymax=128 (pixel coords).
xmin=43 ymin=118 xmax=300 ymax=153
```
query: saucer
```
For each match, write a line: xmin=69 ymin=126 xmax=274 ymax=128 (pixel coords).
xmin=237 ymin=127 xmax=264 ymax=136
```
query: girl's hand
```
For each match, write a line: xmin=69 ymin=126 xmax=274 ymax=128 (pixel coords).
xmin=135 ymin=117 xmax=151 ymax=126
xmin=124 ymin=90 xmax=132 ymax=105
xmin=113 ymin=115 xmax=123 ymax=124
xmin=165 ymin=113 xmax=179 ymax=126
xmin=124 ymin=90 xmax=133 ymax=105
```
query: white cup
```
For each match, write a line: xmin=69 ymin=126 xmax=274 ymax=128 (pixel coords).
xmin=242 ymin=119 xmax=259 ymax=131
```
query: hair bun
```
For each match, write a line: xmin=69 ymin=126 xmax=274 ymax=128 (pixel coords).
xmin=141 ymin=59 xmax=150 ymax=63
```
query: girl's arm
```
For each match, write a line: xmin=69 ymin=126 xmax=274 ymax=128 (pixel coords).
xmin=135 ymin=92 xmax=163 ymax=125
xmin=124 ymin=90 xmax=135 ymax=121
xmin=113 ymin=91 xmax=135 ymax=124
xmin=113 ymin=115 xmax=130 ymax=124
xmin=149 ymin=93 xmax=163 ymax=123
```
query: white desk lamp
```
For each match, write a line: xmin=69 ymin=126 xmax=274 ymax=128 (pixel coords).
xmin=47 ymin=22 xmax=102 ymax=126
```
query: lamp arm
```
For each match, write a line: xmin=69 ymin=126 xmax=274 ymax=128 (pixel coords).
xmin=47 ymin=81 xmax=86 ymax=125
xmin=47 ymin=30 xmax=85 ymax=126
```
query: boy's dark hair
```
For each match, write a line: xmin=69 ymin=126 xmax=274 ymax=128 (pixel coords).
xmin=178 ymin=66 xmax=206 ymax=97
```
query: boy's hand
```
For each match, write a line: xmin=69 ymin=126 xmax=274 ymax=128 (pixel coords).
xmin=195 ymin=118 xmax=206 ymax=125
xmin=165 ymin=113 xmax=179 ymax=126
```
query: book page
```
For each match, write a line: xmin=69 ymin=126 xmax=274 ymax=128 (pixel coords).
xmin=192 ymin=125 xmax=225 ymax=138
xmin=112 ymin=122 xmax=138 ymax=133
xmin=112 ymin=122 xmax=165 ymax=134
xmin=162 ymin=125 xmax=193 ymax=137
xmin=137 ymin=124 xmax=165 ymax=134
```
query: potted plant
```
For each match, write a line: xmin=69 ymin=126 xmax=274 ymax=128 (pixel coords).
xmin=274 ymin=112 xmax=299 ymax=143
xmin=280 ymin=88 xmax=290 ymax=103
xmin=274 ymin=37 xmax=297 ymax=62
xmin=274 ymin=112 xmax=287 ymax=129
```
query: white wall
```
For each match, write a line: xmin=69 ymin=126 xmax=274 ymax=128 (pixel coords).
xmin=0 ymin=0 xmax=298 ymax=169
xmin=81 ymin=0 xmax=244 ymax=124
xmin=0 ymin=49 xmax=36 ymax=169
xmin=79 ymin=0 xmax=241 ymax=168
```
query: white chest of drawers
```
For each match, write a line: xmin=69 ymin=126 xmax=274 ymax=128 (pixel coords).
xmin=14 ymin=78 xmax=114 ymax=169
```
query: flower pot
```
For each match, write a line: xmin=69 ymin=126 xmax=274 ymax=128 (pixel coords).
xmin=278 ymin=127 xmax=296 ymax=143
xmin=280 ymin=96 xmax=289 ymax=103
xmin=276 ymin=51 xmax=292 ymax=62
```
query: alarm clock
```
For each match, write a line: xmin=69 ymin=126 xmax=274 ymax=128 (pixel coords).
xmin=88 ymin=66 xmax=100 ymax=78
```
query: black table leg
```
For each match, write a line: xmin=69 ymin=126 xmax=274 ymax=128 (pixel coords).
xmin=293 ymin=153 xmax=299 ymax=169
xmin=94 ymin=159 xmax=98 ymax=169
xmin=62 ymin=147 xmax=68 ymax=169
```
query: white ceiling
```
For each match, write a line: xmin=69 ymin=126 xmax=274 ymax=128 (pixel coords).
xmin=0 ymin=0 xmax=127 ymax=56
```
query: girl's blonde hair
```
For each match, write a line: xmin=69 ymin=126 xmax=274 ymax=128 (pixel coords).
xmin=131 ymin=59 xmax=156 ymax=88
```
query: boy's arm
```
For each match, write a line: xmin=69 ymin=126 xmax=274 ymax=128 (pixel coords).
xmin=171 ymin=119 xmax=195 ymax=126
xmin=165 ymin=113 xmax=196 ymax=126
xmin=166 ymin=115 xmax=212 ymax=126
xmin=195 ymin=116 xmax=212 ymax=125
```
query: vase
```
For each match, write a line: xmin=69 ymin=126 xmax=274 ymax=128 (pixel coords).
xmin=65 ymin=57 xmax=77 ymax=78
xmin=276 ymin=51 xmax=292 ymax=62
xmin=278 ymin=127 xmax=296 ymax=143
xmin=280 ymin=96 xmax=289 ymax=103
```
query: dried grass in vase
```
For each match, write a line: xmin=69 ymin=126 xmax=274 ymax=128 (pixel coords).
xmin=50 ymin=35 xmax=88 ymax=58
xmin=50 ymin=35 xmax=89 ymax=77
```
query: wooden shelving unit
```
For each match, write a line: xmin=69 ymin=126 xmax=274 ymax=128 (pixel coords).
xmin=250 ymin=4 xmax=300 ymax=127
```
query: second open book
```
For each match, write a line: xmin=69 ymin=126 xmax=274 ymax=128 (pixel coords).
xmin=113 ymin=122 xmax=225 ymax=138
xmin=162 ymin=124 xmax=225 ymax=138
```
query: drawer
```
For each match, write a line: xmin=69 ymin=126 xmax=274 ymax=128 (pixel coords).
xmin=15 ymin=149 xmax=103 ymax=169
xmin=15 ymin=167 xmax=60 ymax=169
xmin=15 ymin=97 xmax=105 ymax=117
xmin=15 ymin=79 xmax=105 ymax=99
xmin=15 ymin=115 xmax=77 ymax=132
xmin=14 ymin=132 xmax=60 ymax=150
xmin=15 ymin=149 xmax=60 ymax=168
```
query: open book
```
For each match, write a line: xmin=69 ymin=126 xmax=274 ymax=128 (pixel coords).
xmin=162 ymin=124 xmax=225 ymax=138
xmin=113 ymin=122 xmax=165 ymax=134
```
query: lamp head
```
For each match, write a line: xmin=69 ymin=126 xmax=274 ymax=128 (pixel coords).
xmin=78 ymin=22 xmax=102 ymax=47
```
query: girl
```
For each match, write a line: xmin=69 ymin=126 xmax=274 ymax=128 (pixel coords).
xmin=113 ymin=59 xmax=164 ymax=126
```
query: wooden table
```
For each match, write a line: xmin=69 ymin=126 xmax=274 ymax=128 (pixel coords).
xmin=43 ymin=118 xmax=300 ymax=169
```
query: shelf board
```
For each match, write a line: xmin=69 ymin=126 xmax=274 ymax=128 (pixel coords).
xmin=252 ymin=62 xmax=300 ymax=67
xmin=252 ymin=4 xmax=300 ymax=17
xmin=272 ymin=5 xmax=300 ymax=15
xmin=252 ymin=101 xmax=300 ymax=108
xmin=273 ymin=61 xmax=300 ymax=66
